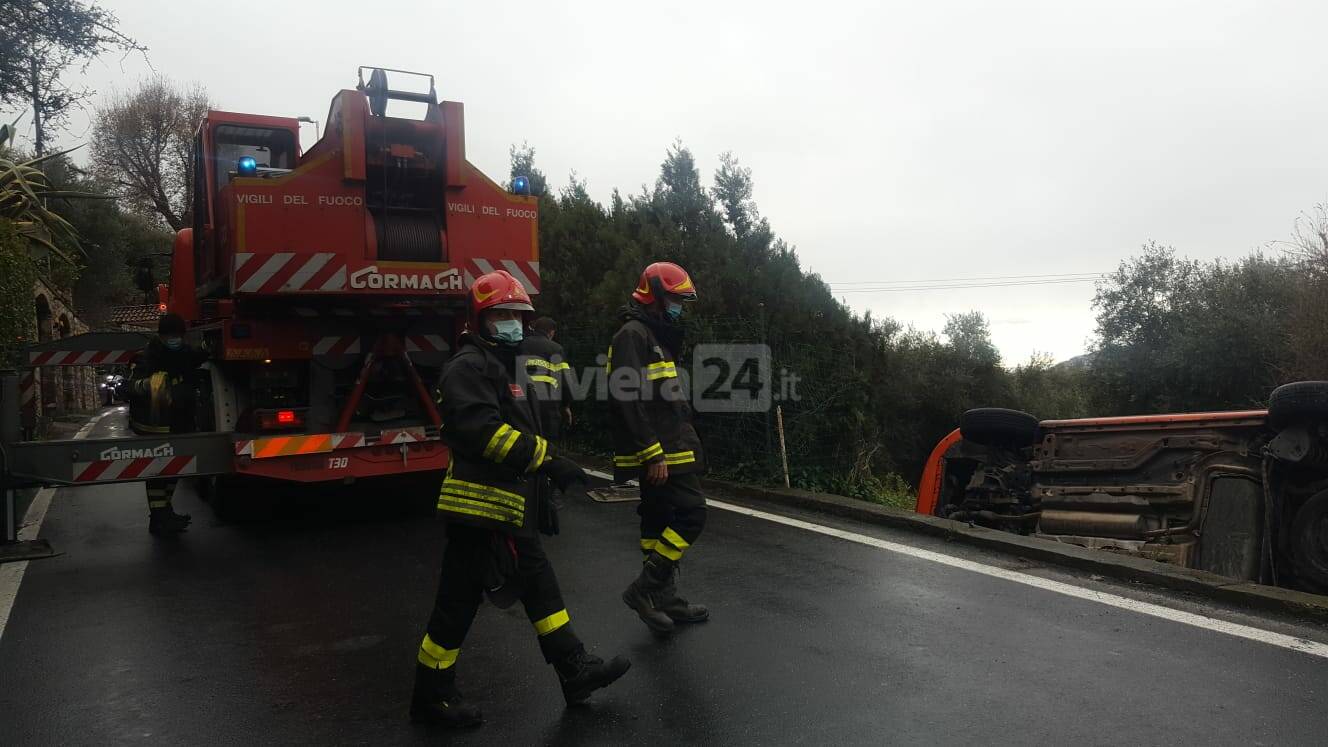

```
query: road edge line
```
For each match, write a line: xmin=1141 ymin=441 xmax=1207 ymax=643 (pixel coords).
xmin=706 ymin=478 xmax=1328 ymax=622
xmin=0 ymin=409 xmax=109 ymax=641
xmin=707 ymin=497 xmax=1328 ymax=660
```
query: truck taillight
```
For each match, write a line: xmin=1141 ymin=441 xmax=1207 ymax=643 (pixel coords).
xmin=257 ymin=408 xmax=306 ymax=431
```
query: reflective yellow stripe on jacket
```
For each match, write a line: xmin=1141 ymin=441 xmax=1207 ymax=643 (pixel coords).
xmin=614 ymin=441 xmax=664 ymax=467
xmin=482 ymin=424 xmax=519 ymax=461
xmin=437 ymin=472 xmax=526 ymax=527
xmin=527 ymin=435 xmax=549 ymax=473
xmin=614 ymin=447 xmax=695 ymax=468
xmin=645 ymin=361 xmax=678 ymax=380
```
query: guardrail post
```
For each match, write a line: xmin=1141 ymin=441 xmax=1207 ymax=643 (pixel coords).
xmin=1 ymin=369 xmax=57 ymax=563
xmin=2 ymin=369 xmax=19 ymax=542
xmin=1 ymin=369 xmax=19 ymax=447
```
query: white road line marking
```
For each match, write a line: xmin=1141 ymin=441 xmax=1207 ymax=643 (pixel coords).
xmin=0 ymin=409 xmax=108 ymax=641
xmin=706 ymin=498 xmax=1328 ymax=660
xmin=0 ymin=487 xmax=55 ymax=639
xmin=586 ymin=469 xmax=634 ymax=485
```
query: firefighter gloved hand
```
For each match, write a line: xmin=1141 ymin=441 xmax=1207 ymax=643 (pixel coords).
xmin=540 ymin=456 xmax=588 ymax=494
xmin=539 ymin=492 xmax=561 ymax=536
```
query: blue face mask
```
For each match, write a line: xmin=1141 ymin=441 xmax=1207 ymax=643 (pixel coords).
xmin=491 ymin=319 xmax=524 ymax=344
xmin=665 ymin=301 xmax=684 ymax=322
xmin=163 ymin=337 xmax=184 ymax=351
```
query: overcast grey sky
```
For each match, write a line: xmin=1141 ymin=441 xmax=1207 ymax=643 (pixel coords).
xmin=13 ymin=0 xmax=1328 ymax=362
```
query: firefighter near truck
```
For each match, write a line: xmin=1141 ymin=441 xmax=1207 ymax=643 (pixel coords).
xmin=0 ymin=68 xmax=545 ymax=544
xmin=917 ymin=381 xmax=1328 ymax=593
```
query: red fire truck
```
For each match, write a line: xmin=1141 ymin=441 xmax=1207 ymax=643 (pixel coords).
xmin=2 ymin=68 xmax=540 ymax=537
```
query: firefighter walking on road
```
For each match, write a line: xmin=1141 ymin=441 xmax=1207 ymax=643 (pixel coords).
xmin=127 ymin=313 xmax=208 ymax=537
xmin=520 ymin=316 xmax=573 ymax=441
xmin=411 ymin=270 xmax=630 ymax=729
xmin=610 ymin=262 xmax=710 ymax=636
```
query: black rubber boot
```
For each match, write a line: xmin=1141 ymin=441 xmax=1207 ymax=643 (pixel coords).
xmin=148 ymin=508 xmax=189 ymax=536
xmin=554 ymin=646 xmax=631 ymax=705
xmin=659 ymin=564 xmax=709 ymax=623
xmin=409 ymin=663 xmax=483 ymax=728
xmin=622 ymin=553 xmax=676 ymax=636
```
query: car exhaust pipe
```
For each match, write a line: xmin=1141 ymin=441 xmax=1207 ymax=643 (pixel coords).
xmin=1038 ymin=510 xmax=1149 ymax=539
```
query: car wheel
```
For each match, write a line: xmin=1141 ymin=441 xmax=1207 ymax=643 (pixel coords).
xmin=1268 ymin=381 xmax=1328 ymax=430
xmin=1291 ymin=488 xmax=1328 ymax=590
xmin=960 ymin=407 xmax=1040 ymax=448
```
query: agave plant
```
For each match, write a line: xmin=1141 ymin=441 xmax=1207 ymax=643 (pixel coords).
xmin=0 ymin=122 xmax=96 ymax=263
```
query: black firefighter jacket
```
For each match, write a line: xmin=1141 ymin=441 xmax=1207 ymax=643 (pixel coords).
xmin=520 ymin=331 xmax=572 ymax=440
xmin=608 ymin=314 xmax=705 ymax=481
xmin=437 ymin=333 xmax=551 ymax=537
xmin=128 ymin=339 xmax=208 ymax=435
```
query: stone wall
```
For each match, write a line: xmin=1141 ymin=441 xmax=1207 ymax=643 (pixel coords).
xmin=31 ymin=277 xmax=98 ymax=417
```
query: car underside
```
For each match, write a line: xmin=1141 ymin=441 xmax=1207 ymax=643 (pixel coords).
xmin=919 ymin=382 xmax=1328 ymax=593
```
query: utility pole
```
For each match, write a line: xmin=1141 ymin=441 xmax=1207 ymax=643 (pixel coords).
xmin=30 ymin=52 xmax=44 ymax=157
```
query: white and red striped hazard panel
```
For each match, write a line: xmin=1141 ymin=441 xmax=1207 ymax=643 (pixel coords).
xmin=405 ymin=334 xmax=447 ymax=353
xmin=29 ymin=350 xmax=138 ymax=366
xmin=311 ymin=334 xmax=445 ymax=357
xmin=20 ymin=371 xmax=36 ymax=408
xmin=73 ymin=455 xmax=198 ymax=483
xmin=233 ymin=253 xmax=349 ymax=293
xmin=463 ymin=259 xmax=541 ymax=294
xmin=235 ymin=254 xmax=541 ymax=295
xmin=311 ymin=336 xmax=362 ymax=356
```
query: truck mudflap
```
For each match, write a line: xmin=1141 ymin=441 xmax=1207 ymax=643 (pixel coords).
xmin=232 ymin=427 xmax=449 ymax=482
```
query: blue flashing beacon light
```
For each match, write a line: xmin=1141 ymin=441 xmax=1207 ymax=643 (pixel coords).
xmin=237 ymin=156 xmax=258 ymax=176
xmin=512 ymin=175 xmax=531 ymax=195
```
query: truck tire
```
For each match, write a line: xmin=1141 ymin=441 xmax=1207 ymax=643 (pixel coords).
xmin=194 ymin=371 xmax=215 ymax=432
xmin=960 ymin=408 xmax=1040 ymax=448
xmin=1291 ymin=488 xmax=1328 ymax=590
xmin=1268 ymin=381 xmax=1328 ymax=430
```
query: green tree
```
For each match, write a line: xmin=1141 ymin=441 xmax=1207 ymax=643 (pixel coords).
xmin=1283 ymin=204 xmax=1328 ymax=379
xmin=90 ymin=77 xmax=210 ymax=230
xmin=0 ymin=0 xmax=144 ymax=153
xmin=0 ymin=122 xmax=91 ymax=261
xmin=1090 ymin=243 xmax=1200 ymax=413
xmin=713 ymin=151 xmax=757 ymax=238
xmin=1091 ymin=243 xmax=1299 ymax=413
xmin=0 ymin=219 xmax=39 ymax=365
xmin=508 ymin=141 xmax=547 ymax=197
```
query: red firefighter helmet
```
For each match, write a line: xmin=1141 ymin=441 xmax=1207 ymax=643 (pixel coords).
xmin=632 ymin=261 xmax=698 ymax=305
xmin=468 ymin=270 xmax=534 ymax=327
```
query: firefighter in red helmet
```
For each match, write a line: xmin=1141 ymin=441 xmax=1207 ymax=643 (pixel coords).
xmin=609 ymin=262 xmax=710 ymax=636
xmin=410 ymin=269 xmax=630 ymax=728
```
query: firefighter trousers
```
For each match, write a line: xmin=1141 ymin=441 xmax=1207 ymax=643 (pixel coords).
xmin=417 ymin=524 xmax=581 ymax=671
xmin=145 ymin=478 xmax=178 ymax=512
xmin=637 ymin=472 xmax=707 ymax=561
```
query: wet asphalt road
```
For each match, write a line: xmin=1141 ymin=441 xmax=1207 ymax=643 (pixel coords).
xmin=2 ymin=410 xmax=1327 ymax=745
